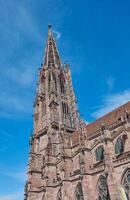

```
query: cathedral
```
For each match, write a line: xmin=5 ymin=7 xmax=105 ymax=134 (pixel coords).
xmin=24 ymin=25 xmax=130 ymax=200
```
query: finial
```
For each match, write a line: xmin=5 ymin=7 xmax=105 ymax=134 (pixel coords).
xmin=48 ymin=24 xmax=51 ymax=29
xmin=48 ymin=24 xmax=52 ymax=36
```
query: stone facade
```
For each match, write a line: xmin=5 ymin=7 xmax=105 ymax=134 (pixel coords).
xmin=24 ymin=25 xmax=130 ymax=200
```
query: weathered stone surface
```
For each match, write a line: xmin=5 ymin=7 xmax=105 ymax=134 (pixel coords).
xmin=24 ymin=25 xmax=130 ymax=200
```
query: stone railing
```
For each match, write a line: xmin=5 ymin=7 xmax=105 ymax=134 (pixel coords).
xmin=113 ymin=152 xmax=130 ymax=167
xmin=88 ymin=119 xmax=127 ymax=140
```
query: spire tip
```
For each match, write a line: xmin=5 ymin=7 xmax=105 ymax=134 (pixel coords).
xmin=48 ymin=24 xmax=51 ymax=29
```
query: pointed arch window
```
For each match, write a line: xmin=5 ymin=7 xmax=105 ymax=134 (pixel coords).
xmin=97 ymin=174 xmax=111 ymax=200
xmin=75 ymin=182 xmax=84 ymax=200
xmin=122 ymin=169 xmax=130 ymax=199
xmin=62 ymin=102 xmax=65 ymax=114
xmin=52 ymin=72 xmax=57 ymax=91
xmin=62 ymin=102 xmax=69 ymax=115
xmin=48 ymin=73 xmax=51 ymax=90
xmin=60 ymin=76 xmax=65 ymax=95
xmin=95 ymin=146 xmax=104 ymax=162
xmin=115 ymin=136 xmax=124 ymax=155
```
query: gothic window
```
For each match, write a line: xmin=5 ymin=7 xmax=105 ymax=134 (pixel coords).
xmin=57 ymin=188 xmax=62 ymax=200
xmin=97 ymin=175 xmax=111 ymax=200
xmin=95 ymin=146 xmax=104 ymax=162
xmin=66 ymin=104 xmax=69 ymax=115
xmin=60 ymin=76 xmax=65 ymax=94
xmin=62 ymin=102 xmax=69 ymax=115
xmin=48 ymin=73 xmax=51 ymax=90
xmin=52 ymin=72 xmax=57 ymax=91
xmin=48 ymin=40 xmax=54 ymax=65
xmin=122 ymin=169 xmax=130 ymax=199
xmin=62 ymin=102 xmax=65 ymax=114
xmin=115 ymin=136 xmax=124 ymax=155
xmin=75 ymin=182 xmax=84 ymax=200
xmin=65 ymin=103 xmax=67 ymax=114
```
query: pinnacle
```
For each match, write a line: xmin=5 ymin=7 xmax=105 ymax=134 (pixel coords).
xmin=48 ymin=24 xmax=51 ymax=29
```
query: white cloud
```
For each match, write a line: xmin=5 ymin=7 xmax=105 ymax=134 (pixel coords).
xmin=0 ymin=1 xmax=40 ymax=119
xmin=0 ymin=164 xmax=27 ymax=183
xmin=3 ymin=66 xmax=36 ymax=87
xmin=0 ymin=189 xmax=24 ymax=200
xmin=53 ymin=30 xmax=61 ymax=40
xmin=0 ymin=0 xmax=42 ymax=46
xmin=0 ymin=90 xmax=32 ymax=115
xmin=0 ymin=169 xmax=26 ymax=200
xmin=92 ymin=90 xmax=130 ymax=119
xmin=0 ymin=63 xmax=36 ymax=118
xmin=0 ymin=171 xmax=26 ymax=182
xmin=0 ymin=131 xmax=14 ymax=152
xmin=106 ymin=76 xmax=115 ymax=91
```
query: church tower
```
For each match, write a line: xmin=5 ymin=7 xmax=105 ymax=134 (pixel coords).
xmin=24 ymin=25 xmax=79 ymax=200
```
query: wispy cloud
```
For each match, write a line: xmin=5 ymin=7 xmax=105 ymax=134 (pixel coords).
xmin=3 ymin=67 xmax=36 ymax=87
xmin=0 ymin=89 xmax=33 ymax=118
xmin=0 ymin=0 xmax=41 ymax=119
xmin=0 ymin=0 xmax=42 ymax=49
xmin=0 ymin=189 xmax=24 ymax=200
xmin=92 ymin=90 xmax=130 ymax=119
xmin=0 ymin=131 xmax=14 ymax=152
xmin=0 ymin=171 xmax=26 ymax=182
xmin=106 ymin=76 xmax=116 ymax=91
xmin=53 ymin=30 xmax=61 ymax=40
xmin=0 ymin=0 xmax=71 ymax=120
xmin=0 ymin=168 xmax=26 ymax=200
xmin=0 ymin=163 xmax=26 ymax=183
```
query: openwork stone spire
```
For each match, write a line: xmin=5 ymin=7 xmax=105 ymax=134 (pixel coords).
xmin=24 ymin=25 xmax=130 ymax=200
xmin=24 ymin=25 xmax=79 ymax=200
xmin=43 ymin=25 xmax=61 ymax=69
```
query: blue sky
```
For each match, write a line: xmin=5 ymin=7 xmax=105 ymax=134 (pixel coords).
xmin=0 ymin=0 xmax=130 ymax=199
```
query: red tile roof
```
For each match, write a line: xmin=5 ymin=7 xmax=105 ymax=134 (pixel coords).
xmin=86 ymin=101 xmax=130 ymax=137
xmin=71 ymin=101 xmax=130 ymax=145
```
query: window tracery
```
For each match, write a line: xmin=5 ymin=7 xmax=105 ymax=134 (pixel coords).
xmin=75 ymin=182 xmax=84 ymax=200
xmin=115 ymin=136 xmax=124 ymax=155
xmin=97 ymin=174 xmax=110 ymax=200
xmin=95 ymin=146 xmax=104 ymax=162
xmin=60 ymin=76 xmax=65 ymax=94
xmin=122 ymin=169 xmax=130 ymax=199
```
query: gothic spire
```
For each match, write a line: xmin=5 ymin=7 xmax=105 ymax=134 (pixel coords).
xmin=43 ymin=25 xmax=61 ymax=69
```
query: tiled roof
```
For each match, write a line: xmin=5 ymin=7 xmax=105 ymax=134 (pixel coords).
xmin=86 ymin=101 xmax=130 ymax=136
xmin=71 ymin=101 xmax=130 ymax=144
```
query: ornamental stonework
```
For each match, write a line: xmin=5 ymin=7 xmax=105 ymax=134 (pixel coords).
xmin=24 ymin=25 xmax=130 ymax=200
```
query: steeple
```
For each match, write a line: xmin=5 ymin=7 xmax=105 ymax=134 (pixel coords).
xmin=25 ymin=26 xmax=80 ymax=200
xmin=43 ymin=25 xmax=61 ymax=69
